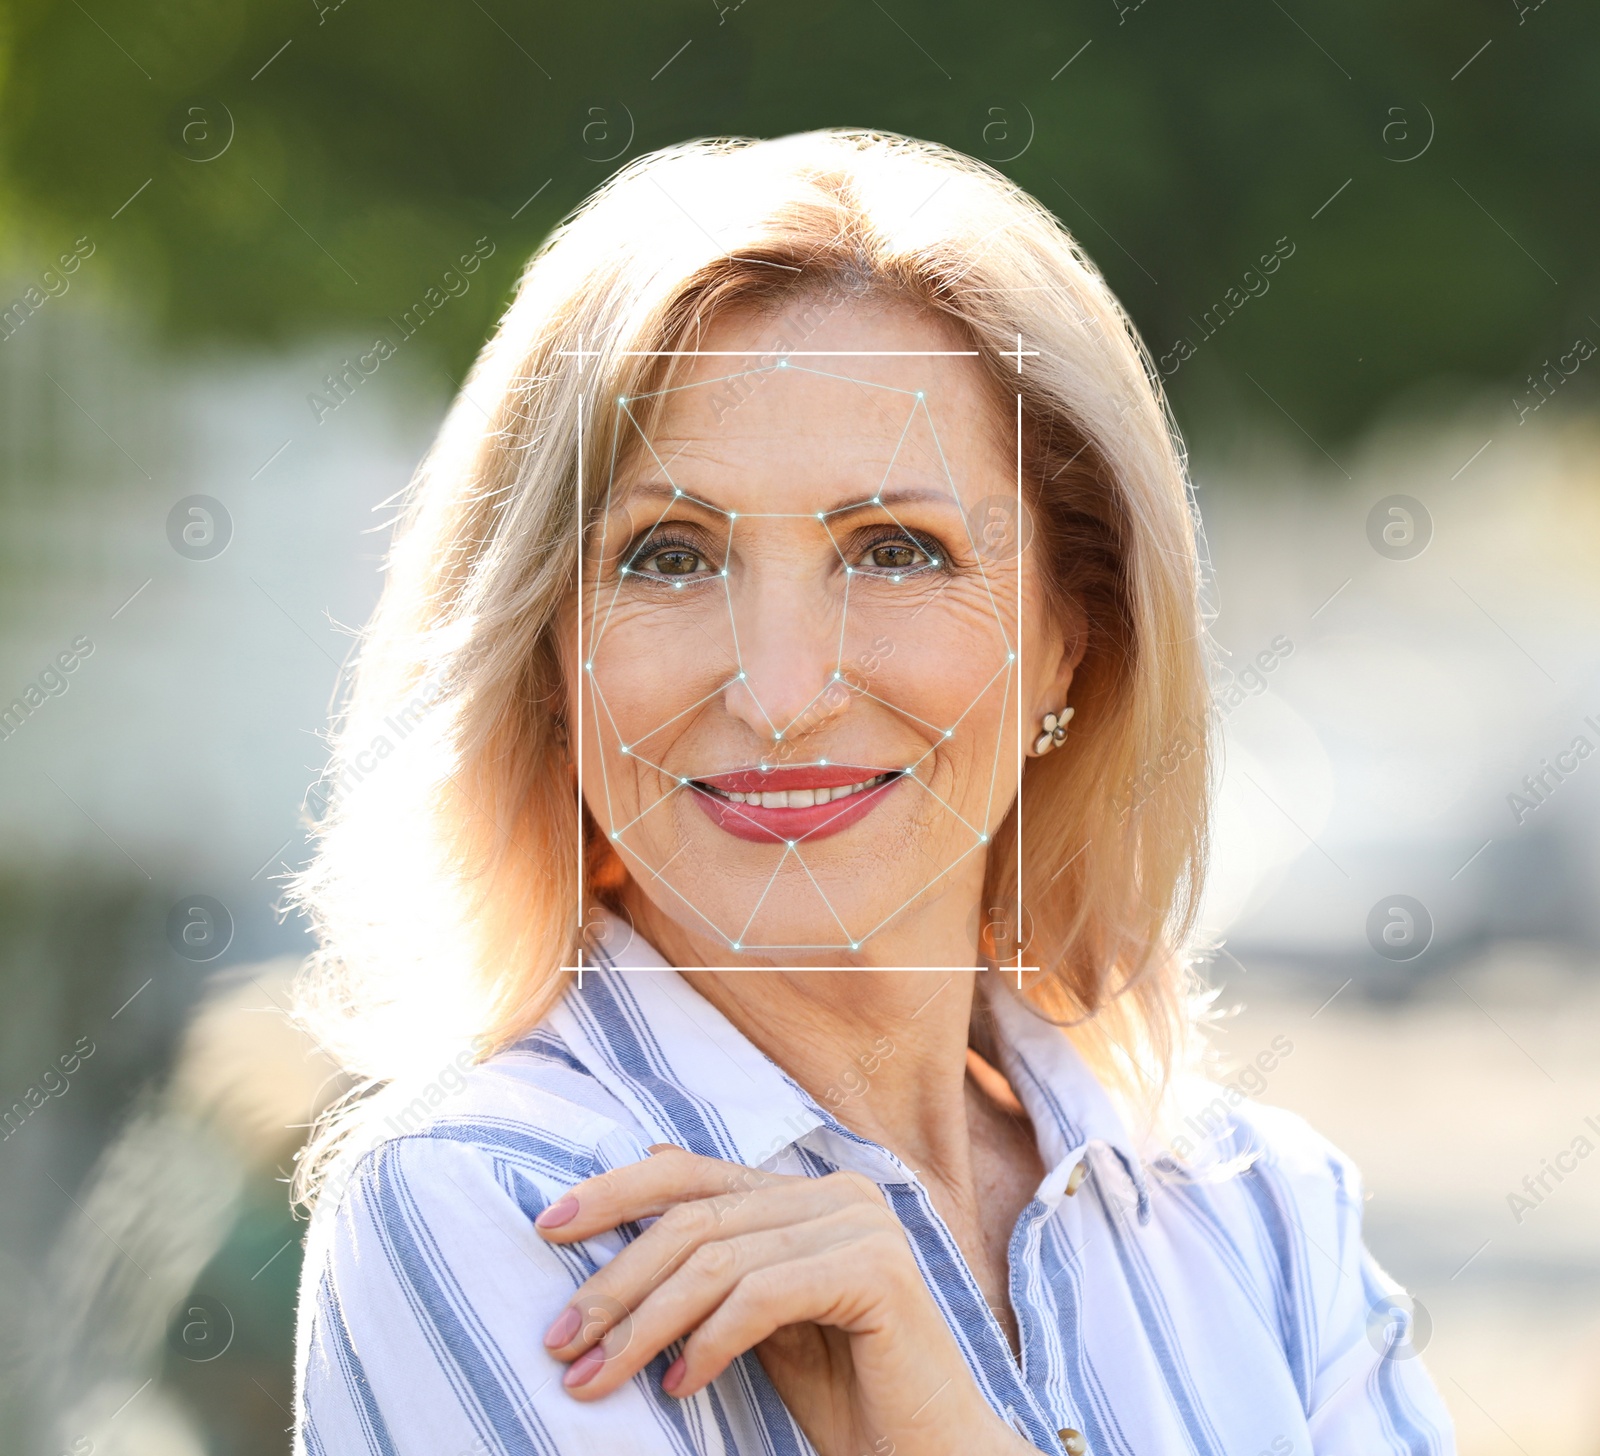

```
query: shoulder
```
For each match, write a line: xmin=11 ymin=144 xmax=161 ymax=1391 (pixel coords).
xmin=1231 ymin=1095 xmax=1362 ymax=1202
xmin=293 ymin=1033 xmax=658 ymax=1452
xmin=1156 ymin=1082 xmax=1370 ymax=1307
xmin=291 ymin=1042 xmax=719 ymax=1456
xmin=1234 ymin=1098 xmax=1366 ymax=1271
xmin=1147 ymin=1088 xmax=1370 ymax=1392
xmin=312 ymin=1028 xmax=652 ymax=1237
xmin=295 ymin=1027 xmax=653 ymax=1372
xmin=1159 ymin=1097 xmax=1455 ymax=1447
xmin=1166 ymin=1075 xmax=1363 ymax=1204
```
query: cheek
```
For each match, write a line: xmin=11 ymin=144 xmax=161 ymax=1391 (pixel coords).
xmin=853 ymin=577 xmax=1018 ymax=737
xmin=583 ymin=593 xmax=737 ymax=742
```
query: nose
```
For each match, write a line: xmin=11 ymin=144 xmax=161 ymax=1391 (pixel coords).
xmin=720 ymin=576 xmax=850 ymax=748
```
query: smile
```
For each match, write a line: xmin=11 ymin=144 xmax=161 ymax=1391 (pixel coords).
xmin=687 ymin=766 xmax=905 ymax=844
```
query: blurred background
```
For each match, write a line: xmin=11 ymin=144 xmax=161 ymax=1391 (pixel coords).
xmin=2 ymin=0 xmax=1597 ymax=1451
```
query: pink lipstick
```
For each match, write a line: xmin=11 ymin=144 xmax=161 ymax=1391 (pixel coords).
xmin=688 ymin=764 xmax=904 ymax=844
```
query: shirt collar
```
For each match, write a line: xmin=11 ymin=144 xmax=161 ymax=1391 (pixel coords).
xmin=979 ymin=977 xmax=1152 ymax=1222
xmin=544 ymin=918 xmax=838 ymax=1175
xmin=545 ymin=914 xmax=1150 ymax=1221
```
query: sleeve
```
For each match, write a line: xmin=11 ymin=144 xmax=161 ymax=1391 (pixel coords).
xmin=1296 ymin=1131 xmax=1457 ymax=1456
xmin=293 ymin=1131 xmax=709 ymax=1456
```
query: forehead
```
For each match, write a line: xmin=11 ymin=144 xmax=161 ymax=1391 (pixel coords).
xmin=616 ymin=297 xmax=1010 ymax=516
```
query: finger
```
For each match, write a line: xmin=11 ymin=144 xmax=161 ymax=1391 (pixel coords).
xmin=535 ymin=1146 xmax=786 ymax=1243
xmin=668 ymin=1234 xmax=910 ymax=1399
xmin=544 ymin=1177 xmax=877 ymax=1357
xmin=559 ymin=1218 xmax=839 ymax=1400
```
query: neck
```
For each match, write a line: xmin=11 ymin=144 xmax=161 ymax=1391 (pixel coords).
xmin=680 ymin=963 xmax=981 ymax=1179
xmin=615 ymin=882 xmax=1011 ymax=1185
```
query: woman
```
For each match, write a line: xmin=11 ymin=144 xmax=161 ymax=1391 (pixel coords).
xmin=291 ymin=131 xmax=1454 ymax=1455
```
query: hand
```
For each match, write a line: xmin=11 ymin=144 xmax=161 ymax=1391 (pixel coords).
xmin=534 ymin=1146 xmax=1039 ymax=1456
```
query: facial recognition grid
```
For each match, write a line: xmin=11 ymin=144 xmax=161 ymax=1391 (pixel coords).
xmin=565 ymin=344 xmax=1036 ymax=974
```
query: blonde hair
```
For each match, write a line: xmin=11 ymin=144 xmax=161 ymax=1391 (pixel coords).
xmin=289 ymin=129 xmax=1214 ymax=1207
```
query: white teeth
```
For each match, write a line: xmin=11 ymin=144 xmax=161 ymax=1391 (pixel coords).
xmin=704 ymin=772 xmax=889 ymax=806
xmin=825 ymin=774 xmax=883 ymax=801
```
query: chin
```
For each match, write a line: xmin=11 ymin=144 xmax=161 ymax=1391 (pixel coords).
xmin=629 ymin=792 xmax=944 ymax=957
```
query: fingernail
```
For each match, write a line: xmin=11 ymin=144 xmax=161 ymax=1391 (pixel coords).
xmin=661 ymin=1356 xmax=686 ymax=1394
xmin=544 ymin=1306 xmax=580 ymax=1348
xmin=537 ymin=1194 xmax=579 ymax=1229
xmin=563 ymin=1345 xmax=605 ymax=1389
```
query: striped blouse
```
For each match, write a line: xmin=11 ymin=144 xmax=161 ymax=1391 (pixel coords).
xmin=294 ymin=927 xmax=1455 ymax=1455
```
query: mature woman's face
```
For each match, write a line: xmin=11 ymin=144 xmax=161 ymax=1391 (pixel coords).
xmin=574 ymin=296 xmax=1070 ymax=961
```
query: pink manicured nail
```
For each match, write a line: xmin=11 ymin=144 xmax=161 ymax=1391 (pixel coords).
xmin=544 ymin=1306 xmax=580 ymax=1348
xmin=661 ymin=1356 xmax=686 ymax=1394
xmin=537 ymin=1194 xmax=579 ymax=1229
xmin=563 ymin=1346 xmax=605 ymax=1388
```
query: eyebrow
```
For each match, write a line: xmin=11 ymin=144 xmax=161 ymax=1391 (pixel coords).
xmin=616 ymin=481 xmax=964 ymax=518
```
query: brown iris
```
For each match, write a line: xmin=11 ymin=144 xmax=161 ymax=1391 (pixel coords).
xmin=867 ymin=542 xmax=920 ymax=570
xmin=650 ymin=548 xmax=702 ymax=576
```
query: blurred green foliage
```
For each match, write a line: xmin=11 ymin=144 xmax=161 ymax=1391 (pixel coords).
xmin=1 ymin=0 xmax=1597 ymax=443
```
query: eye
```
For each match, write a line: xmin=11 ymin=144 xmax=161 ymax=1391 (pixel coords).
xmin=852 ymin=531 xmax=940 ymax=576
xmin=624 ymin=532 xmax=716 ymax=583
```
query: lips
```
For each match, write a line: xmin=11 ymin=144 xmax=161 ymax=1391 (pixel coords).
xmin=688 ymin=765 xmax=905 ymax=844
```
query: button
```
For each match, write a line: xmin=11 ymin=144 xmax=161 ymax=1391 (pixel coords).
xmin=1058 ymin=1429 xmax=1087 ymax=1455
xmin=1065 ymin=1160 xmax=1088 ymax=1196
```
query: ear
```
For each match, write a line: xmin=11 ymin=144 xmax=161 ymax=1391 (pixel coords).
xmin=1027 ymin=603 xmax=1087 ymax=756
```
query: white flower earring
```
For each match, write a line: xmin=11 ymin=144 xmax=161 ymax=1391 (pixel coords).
xmin=1032 ymin=705 xmax=1074 ymax=756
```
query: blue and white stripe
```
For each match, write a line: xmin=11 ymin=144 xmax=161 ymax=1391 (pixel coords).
xmin=295 ymin=927 xmax=1455 ymax=1455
